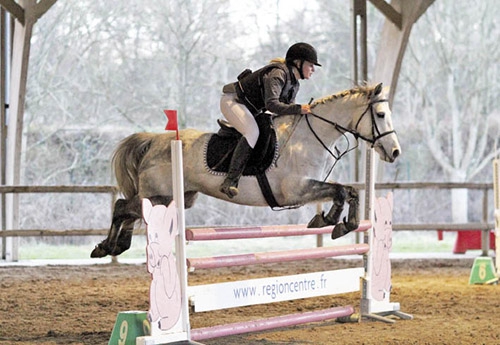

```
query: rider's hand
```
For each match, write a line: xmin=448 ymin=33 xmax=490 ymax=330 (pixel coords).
xmin=301 ymin=104 xmax=311 ymax=114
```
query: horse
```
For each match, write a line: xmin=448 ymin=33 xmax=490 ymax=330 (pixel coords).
xmin=91 ymin=83 xmax=401 ymax=258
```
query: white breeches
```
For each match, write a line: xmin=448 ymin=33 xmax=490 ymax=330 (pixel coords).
xmin=220 ymin=93 xmax=259 ymax=148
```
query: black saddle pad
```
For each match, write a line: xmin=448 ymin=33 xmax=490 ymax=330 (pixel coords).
xmin=206 ymin=114 xmax=277 ymax=176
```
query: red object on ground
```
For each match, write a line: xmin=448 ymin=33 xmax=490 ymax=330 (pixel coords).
xmin=437 ymin=230 xmax=496 ymax=254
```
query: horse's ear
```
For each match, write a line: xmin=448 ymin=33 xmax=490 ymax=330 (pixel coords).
xmin=374 ymin=83 xmax=383 ymax=96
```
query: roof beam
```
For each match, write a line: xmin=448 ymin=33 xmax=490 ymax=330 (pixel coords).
xmin=369 ymin=0 xmax=402 ymax=29
xmin=0 ymin=0 xmax=24 ymax=24
xmin=372 ymin=0 xmax=435 ymax=103
xmin=31 ymin=0 xmax=57 ymax=21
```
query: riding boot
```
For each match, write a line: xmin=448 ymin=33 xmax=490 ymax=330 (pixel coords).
xmin=220 ymin=137 xmax=253 ymax=198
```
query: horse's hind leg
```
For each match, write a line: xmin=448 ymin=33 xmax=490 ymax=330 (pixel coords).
xmin=90 ymin=196 xmax=142 ymax=258
xmin=109 ymin=195 xmax=173 ymax=256
xmin=91 ymin=194 xmax=178 ymax=258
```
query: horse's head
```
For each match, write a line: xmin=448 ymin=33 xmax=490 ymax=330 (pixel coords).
xmin=308 ymin=83 xmax=401 ymax=163
xmin=355 ymin=83 xmax=401 ymax=163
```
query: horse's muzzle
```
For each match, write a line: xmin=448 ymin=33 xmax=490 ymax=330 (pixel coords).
xmin=392 ymin=148 xmax=400 ymax=160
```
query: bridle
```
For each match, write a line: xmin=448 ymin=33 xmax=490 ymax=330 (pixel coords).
xmin=307 ymin=98 xmax=395 ymax=148
xmin=304 ymin=98 xmax=395 ymax=181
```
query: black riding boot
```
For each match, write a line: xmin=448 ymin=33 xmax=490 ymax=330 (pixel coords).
xmin=220 ymin=137 xmax=253 ymax=198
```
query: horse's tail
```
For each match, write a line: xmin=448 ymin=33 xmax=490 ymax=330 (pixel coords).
xmin=112 ymin=133 xmax=154 ymax=200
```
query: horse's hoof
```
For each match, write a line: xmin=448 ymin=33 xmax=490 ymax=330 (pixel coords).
xmin=331 ymin=223 xmax=348 ymax=240
xmin=109 ymin=246 xmax=127 ymax=257
xmin=331 ymin=219 xmax=359 ymax=240
xmin=307 ymin=213 xmax=328 ymax=228
xmin=342 ymin=216 xmax=359 ymax=232
xmin=90 ymin=245 xmax=108 ymax=258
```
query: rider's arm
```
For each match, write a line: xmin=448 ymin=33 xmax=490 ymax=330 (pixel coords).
xmin=262 ymin=68 xmax=302 ymax=115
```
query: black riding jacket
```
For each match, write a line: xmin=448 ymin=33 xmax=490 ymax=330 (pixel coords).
xmin=234 ymin=62 xmax=302 ymax=116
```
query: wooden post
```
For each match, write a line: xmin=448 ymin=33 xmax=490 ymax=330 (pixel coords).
xmin=1 ymin=7 xmax=10 ymax=260
xmin=3 ymin=0 xmax=56 ymax=261
xmin=4 ymin=1 xmax=35 ymax=261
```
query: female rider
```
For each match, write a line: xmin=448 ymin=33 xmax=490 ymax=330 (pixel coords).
xmin=219 ymin=42 xmax=321 ymax=198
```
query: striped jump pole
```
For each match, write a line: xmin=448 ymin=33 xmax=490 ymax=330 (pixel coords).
xmin=187 ymin=243 xmax=369 ymax=270
xmin=190 ymin=306 xmax=354 ymax=342
xmin=186 ymin=220 xmax=372 ymax=241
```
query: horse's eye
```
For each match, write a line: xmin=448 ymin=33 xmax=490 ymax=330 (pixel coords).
xmin=376 ymin=112 xmax=385 ymax=118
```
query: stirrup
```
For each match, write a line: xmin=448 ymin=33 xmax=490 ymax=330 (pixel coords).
xmin=220 ymin=179 xmax=239 ymax=198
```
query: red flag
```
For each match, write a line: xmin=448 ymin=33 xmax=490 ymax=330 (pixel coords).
xmin=164 ymin=109 xmax=179 ymax=140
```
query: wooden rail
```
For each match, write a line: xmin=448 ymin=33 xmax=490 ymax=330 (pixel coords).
xmin=0 ymin=185 xmax=118 ymax=193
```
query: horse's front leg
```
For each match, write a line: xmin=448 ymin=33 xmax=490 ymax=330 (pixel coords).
xmin=330 ymin=186 xmax=359 ymax=240
xmin=303 ymin=180 xmax=359 ymax=239
xmin=307 ymin=189 xmax=346 ymax=228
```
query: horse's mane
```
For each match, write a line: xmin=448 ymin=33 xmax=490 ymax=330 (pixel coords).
xmin=311 ymin=85 xmax=377 ymax=107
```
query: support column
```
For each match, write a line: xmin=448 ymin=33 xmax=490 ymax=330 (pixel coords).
xmin=2 ymin=0 xmax=57 ymax=261
xmin=370 ymin=0 xmax=435 ymax=103
xmin=351 ymin=0 xmax=368 ymax=245
xmin=4 ymin=0 xmax=34 ymax=261
xmin=1 ymin=8 xmax=10 ymax=259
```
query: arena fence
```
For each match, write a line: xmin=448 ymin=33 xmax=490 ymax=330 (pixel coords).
xmin=0 ymin=182 xmax=495 ymax=259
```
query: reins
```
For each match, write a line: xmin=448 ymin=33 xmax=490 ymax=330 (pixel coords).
xmin=304 ymin=113 xmax=357 ymax=181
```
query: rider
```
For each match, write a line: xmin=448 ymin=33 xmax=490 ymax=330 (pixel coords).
xmin=219 ymin=42 xmax=321 ymax=198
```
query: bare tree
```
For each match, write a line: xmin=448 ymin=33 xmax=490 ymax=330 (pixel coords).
xmin=395 ymin=0 xmax=500 ymax=221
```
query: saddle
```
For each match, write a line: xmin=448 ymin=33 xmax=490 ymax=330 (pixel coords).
xmin=205 ymin=114 xmax=280 ymax=207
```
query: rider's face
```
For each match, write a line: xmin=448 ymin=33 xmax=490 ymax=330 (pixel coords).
xmin=302 ymin=61 xmax=315 ymax=79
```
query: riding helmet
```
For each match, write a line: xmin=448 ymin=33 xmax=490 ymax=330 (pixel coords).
xmin=285 ymin=42 xmax=321 ymax=66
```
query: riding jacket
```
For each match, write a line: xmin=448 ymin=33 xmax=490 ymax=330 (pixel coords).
xmin=225 ymin=62 xmax=302 ymax=116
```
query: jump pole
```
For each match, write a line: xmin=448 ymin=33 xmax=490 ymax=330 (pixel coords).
xmin=190 ymin=306 xmax=354 ymax=341
xmin=186 ymin=243 xmax=369 ymax=269
xmin=185 ymin=220 xmax=371 ymax=241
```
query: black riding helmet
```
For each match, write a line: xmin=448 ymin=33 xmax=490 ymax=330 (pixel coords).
xmin=285 ymin=42 xmax=321 ymax=79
